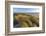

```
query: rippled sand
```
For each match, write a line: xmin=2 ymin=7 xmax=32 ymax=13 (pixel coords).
xmin=13 ymin=13 xmax=39 ymax=28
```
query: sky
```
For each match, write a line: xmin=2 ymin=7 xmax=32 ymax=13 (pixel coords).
xmin=13 ymin=8 xmax=39 ymax=13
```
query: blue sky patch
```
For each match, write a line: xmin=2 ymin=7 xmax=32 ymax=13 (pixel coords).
xmin=13 ymin=8 xmax=39 ymax=13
